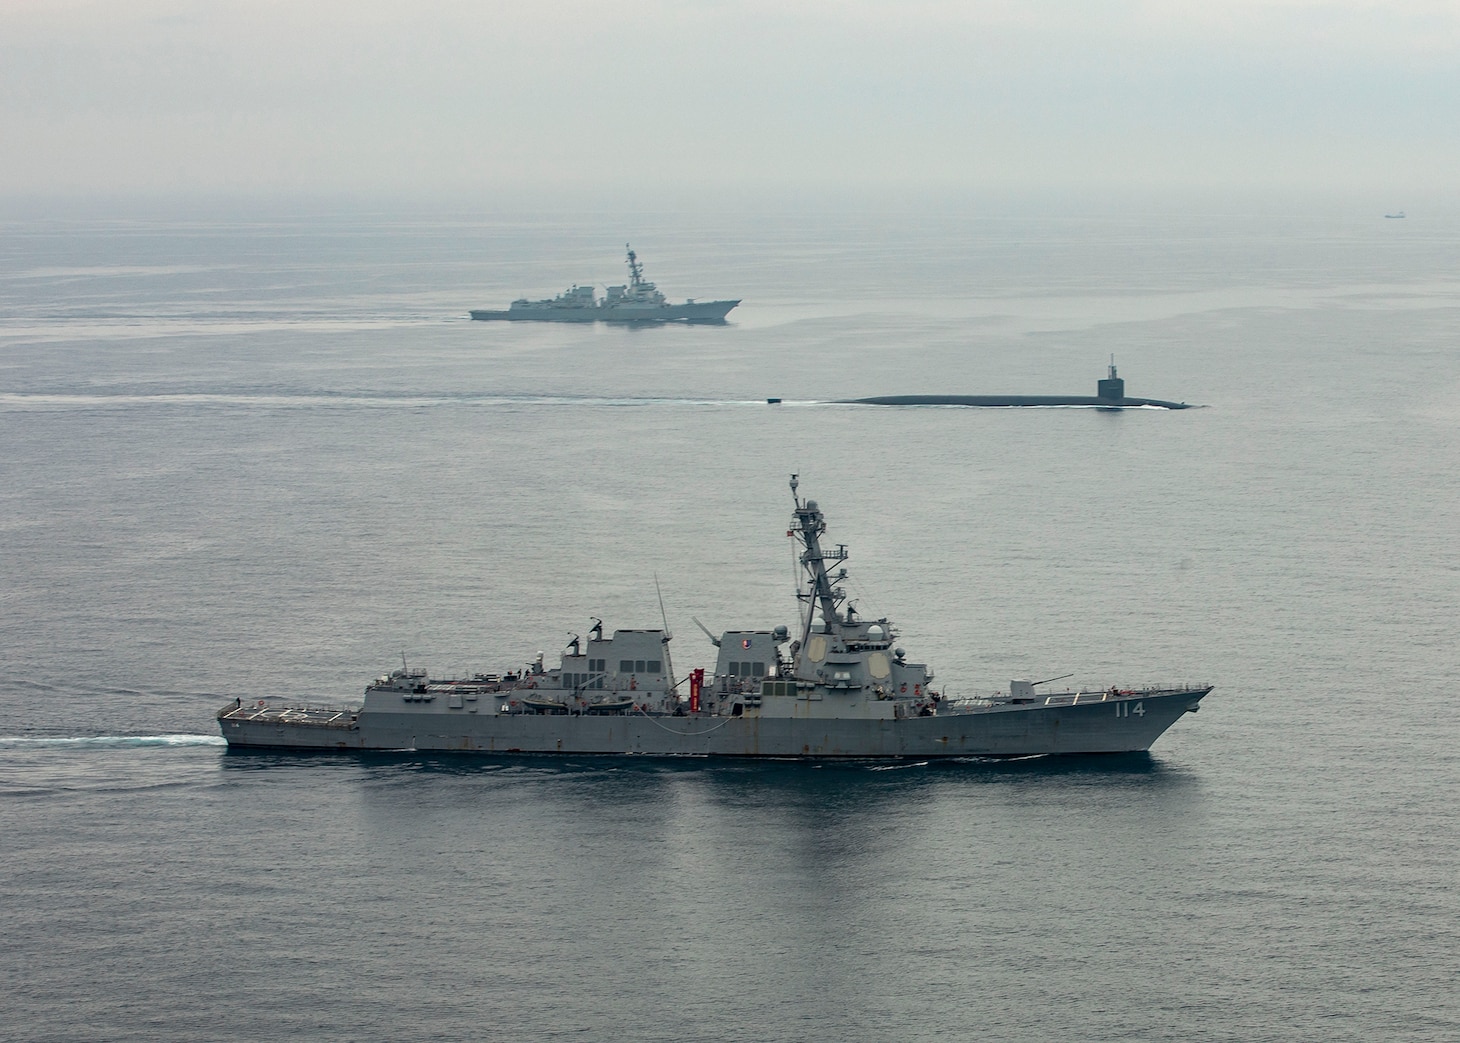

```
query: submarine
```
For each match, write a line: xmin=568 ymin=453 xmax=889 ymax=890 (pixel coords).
xmin=843 ymin=362 xmax=1192 ymax=410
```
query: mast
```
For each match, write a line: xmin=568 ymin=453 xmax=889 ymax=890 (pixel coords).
xmin=787 ymin=474 xmax=849 ymax=646
xmin=655 ymin=576 xmax=676 ymax=694
xmin=625 ymin=244 xmax=645 ymax=288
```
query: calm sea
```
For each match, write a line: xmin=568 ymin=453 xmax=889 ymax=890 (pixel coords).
xmin=2 ymin=202 xmax=1458 ymax=1042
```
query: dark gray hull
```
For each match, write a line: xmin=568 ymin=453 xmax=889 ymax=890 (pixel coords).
xmin=843 ymin=364 xmax=1194 ymax=409
xmin=846 ymin=394 xmax=1192 ymax=409
xmin=218 ymin=687 xmax=1209 ymax=759
xmin=470 ymin=300 xmax=739 ymax=324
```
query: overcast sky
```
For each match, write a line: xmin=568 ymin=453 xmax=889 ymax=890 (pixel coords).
xmin=3 ymin=0 xmax=1456 ymax=205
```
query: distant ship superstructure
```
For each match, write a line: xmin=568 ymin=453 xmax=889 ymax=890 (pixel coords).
xmin=470 ymin=246 xmax=739 ymax=324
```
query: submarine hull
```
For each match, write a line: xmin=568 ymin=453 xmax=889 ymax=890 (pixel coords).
xmin=846 ymin=395 xmax=1191 ymax=409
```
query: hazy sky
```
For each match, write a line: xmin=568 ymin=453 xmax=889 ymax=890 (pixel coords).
xmin=3 ymin=0 xmax=1456 ymax=204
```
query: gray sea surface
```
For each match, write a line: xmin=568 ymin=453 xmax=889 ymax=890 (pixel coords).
xmin=2 ymin=204 xmax=1458 ymax=1041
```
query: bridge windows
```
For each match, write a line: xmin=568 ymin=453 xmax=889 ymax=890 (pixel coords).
xmin=618 ymin=659 xmax=662 ymax=674
xmin=562 ymin=672 xmax=604 ymax=690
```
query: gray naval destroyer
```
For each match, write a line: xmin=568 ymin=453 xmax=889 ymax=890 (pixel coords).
xmin=470 ymin=245 xmax=739 ymax=324
xmin=218 ymin=477 xmax=1211 ymax=758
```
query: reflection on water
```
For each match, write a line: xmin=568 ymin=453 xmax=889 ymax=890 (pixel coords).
xmin=216 ymin=744 xmax=1183 ymax=782
xmin=215 ymin=745 xmax=1201 ymax=825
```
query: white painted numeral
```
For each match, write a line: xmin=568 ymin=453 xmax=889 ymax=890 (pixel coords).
xmin=1116 ymin=701 xmax=1146 ymax=718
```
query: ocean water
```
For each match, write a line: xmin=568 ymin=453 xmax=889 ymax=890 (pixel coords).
xmin=2 ymin=202 xmax=1458 ymax=1041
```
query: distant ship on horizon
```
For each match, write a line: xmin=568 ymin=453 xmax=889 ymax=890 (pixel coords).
xmin=470 ymin=246 xmax=740 ymax=324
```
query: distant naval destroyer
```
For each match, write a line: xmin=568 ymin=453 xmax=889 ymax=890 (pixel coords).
xmin=470 ymin=246 xmax=739 ymax=324
xmin=219 ymin=477 xmax=1210 ymax=758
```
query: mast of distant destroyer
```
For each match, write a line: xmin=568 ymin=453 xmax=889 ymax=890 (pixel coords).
xmin=626 ymin=244 xmax=645 ymax=289
xmin=788 ymin=474 xmax=849 ymax=649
